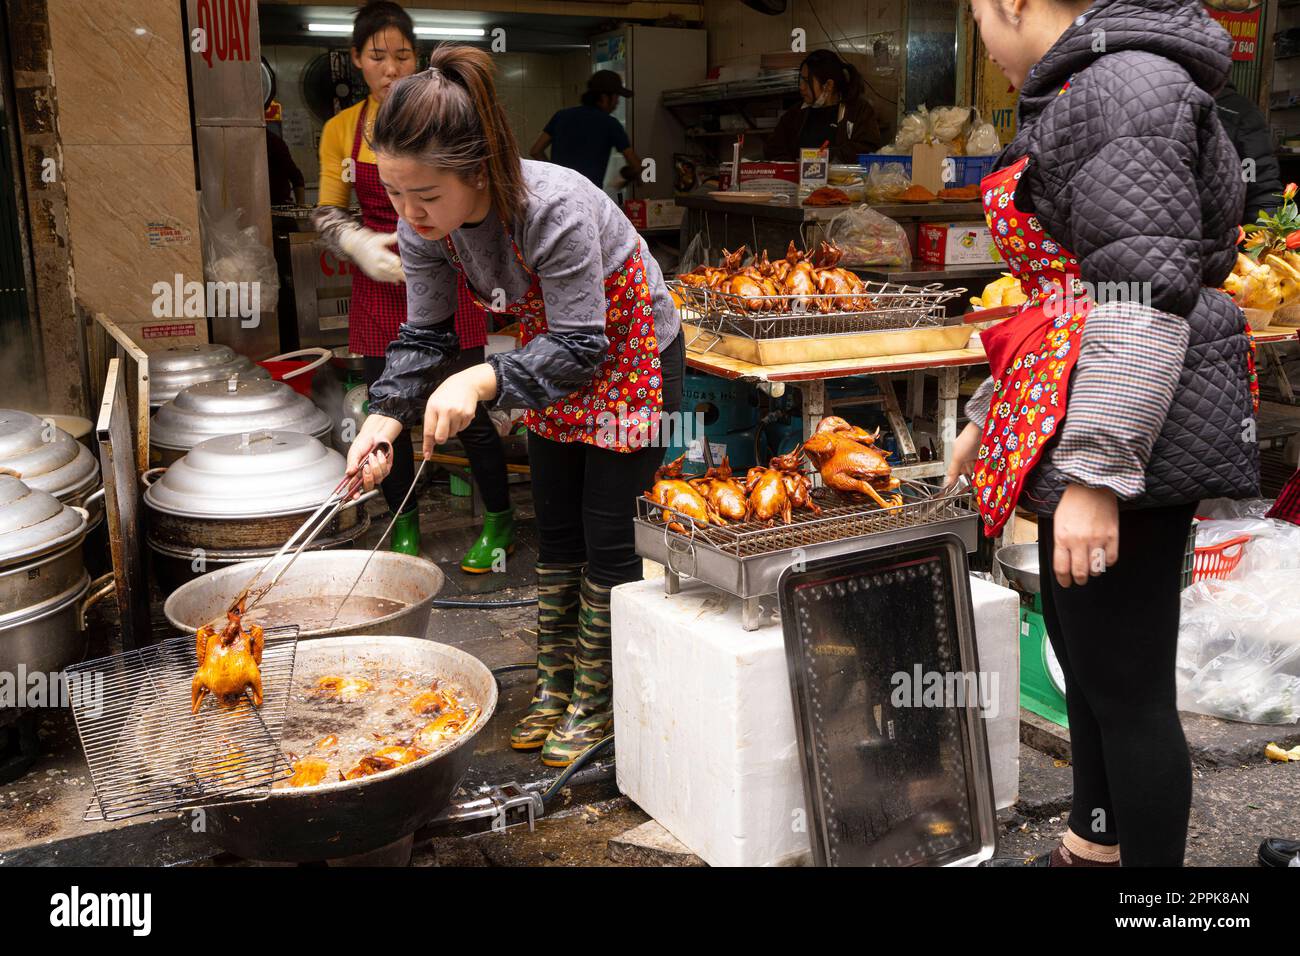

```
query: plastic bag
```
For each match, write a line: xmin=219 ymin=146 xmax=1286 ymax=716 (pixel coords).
xmin=929 ymin=106 xmax=971 ymax=146
xmin=1176 ymin=571 xmax=1300 ymax=724
xmin=1192 ymin=517 xmax=1300 ymax=579
xmin=1198 ymin=497 xmax=1275 ymax=520
xmin=677 ymin=231 xmax=712 ymax=276
xmin=200 ymin=206 xmax=280 ymax=317
xmin=966 ymin=112 xmax=1000 ymax=155
xmin=892 ymin=106 xmax=930 ymax=152
xmin=825 ymin=205 xmax=911 ymax=267
xmin=864 ymin=162 xmax=910 ymax=203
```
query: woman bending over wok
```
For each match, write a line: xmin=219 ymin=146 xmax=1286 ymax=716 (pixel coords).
xmin=346 ymin=45 xmax=684 ymax=769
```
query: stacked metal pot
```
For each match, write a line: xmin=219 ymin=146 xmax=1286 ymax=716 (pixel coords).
xmin=150 ymin=375 xmax=332 ymax=465
xmin=0 ymin=476 xmax=113 ymax=677
xmin=143 ymin=429 xmax=371 ymax=593
xmin=148 ymin=343 xmax=270 ymax=408
xmin=0 ymin=409 xmax=107 ymax=575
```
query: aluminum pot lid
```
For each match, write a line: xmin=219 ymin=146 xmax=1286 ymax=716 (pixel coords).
xmin=0 ymin=408 xmax=100 ymax=499
xmin=150 ymin=377 xmax=333 ymax=451
xmin=0 ymin=474 xmax=87 ymax=565
xmin=144 ymin=430 xmax=349 ymax=517
xmin=149 ymin=344 xmax=270 ymax=405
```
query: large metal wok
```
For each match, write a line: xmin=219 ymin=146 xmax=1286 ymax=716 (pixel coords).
xmin=163 ymin=549 xmax=443 ymax=640
xmin=202 ymin=634 xmax=497 ymax=862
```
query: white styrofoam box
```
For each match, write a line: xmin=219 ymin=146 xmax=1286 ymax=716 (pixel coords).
xmin=612 ymin=573 xmax=1024 ymax=866
xmin=611 ymin=578 xmax=810 ymax=867
xmin=969 ymin=575 xmax=1021 ymax=810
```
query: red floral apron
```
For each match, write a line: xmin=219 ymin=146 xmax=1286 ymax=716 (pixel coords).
xmin=972 ymin=154 xmax=1090 ymax=536
xmin=347 ymin=98 xmax=487 ymax=356
xmin=444 ymin=228 xmax=663 ymax=452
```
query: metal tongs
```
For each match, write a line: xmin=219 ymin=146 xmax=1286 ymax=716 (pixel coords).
xmin=228 ymin=441 xmax=395 ymax=616
xmin=917 ymin=472 xmax=972 ymax=519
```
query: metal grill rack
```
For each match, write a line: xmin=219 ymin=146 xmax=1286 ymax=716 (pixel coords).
xmin=634 ymin=480 xmax=978 ymax=630
xmin=67 ymin=625 xmax=300 ymax=822
xmin=673 ymin=280 xmax=965 ymax=341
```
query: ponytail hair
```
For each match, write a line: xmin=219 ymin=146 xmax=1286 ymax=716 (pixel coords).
xmin=801 ymin=49 xmax=865 ymax=106
xmin=370 ymin=44 xmax=527 ymax=225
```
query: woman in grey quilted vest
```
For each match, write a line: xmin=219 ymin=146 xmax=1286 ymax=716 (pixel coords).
xmin=952 ymin=0 xmax=1260 ymax=867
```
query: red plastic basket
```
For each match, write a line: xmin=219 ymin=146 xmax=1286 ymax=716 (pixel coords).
xmin=1192 ymin=534 xmax=1250 ymax=582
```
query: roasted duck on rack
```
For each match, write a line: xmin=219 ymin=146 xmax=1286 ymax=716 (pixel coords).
xmin=191 ymin=597 xmax=265 ymax=714
xmin=802 ymin=416 xmax=903 ymax=509
xmin=646 ymin=454 xmax=720 ymax=533
xmin=675 ymin=241 xmax=872 ymax=315
xmin=744 ymin=449 xmax=820 ymax=525
xmin=688 ymin=456 xmax=751 ymax=522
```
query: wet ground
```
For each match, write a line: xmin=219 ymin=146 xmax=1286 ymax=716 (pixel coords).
xmin=2 ymin=466 xmax=1299 ymax=866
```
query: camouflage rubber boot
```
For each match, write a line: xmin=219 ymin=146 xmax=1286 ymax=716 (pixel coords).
xmin=509 ymin=562 xmax=584 ymax=751
xmin=541 ymin=576 xmax=614 ymax=768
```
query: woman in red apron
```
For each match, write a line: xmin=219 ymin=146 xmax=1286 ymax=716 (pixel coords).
xmin=313 ymin=2 xmax=509 ymax=568
xmin=344 ymin=46 xmax=685 ymax=768
xmin=953 ymin=0 xmax=1259 ymax=867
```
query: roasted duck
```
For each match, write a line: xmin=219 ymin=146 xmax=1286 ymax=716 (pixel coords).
xmin=313 ymin=675 xmax=373 ymax=702
xmin=341 ymin=754 xmax=401 ymax=781
xmin=191 ymin=597 xmax=265 ymax=714
xmin=646 ymin=454 xmax=721 ymax=533
xmin=286 ymin=756 xmax=331 ymax=788
xmin=688 ymin=456 xmax=750 ymax=522
xmin=414 ymin=706 xmax=480 ymax=751
xmin=409 ymin=681 xmax=457 ymax=716
xmin=675 ymin=241 xmax=872 ymax=315
xmin=802 ymin=417 xmax=903 ymax=509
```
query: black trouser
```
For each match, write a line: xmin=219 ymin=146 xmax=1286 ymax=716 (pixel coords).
xmin=1037 ymin=501 xmax=1197 ymax=867
xmin=363 ymin=347 xmax=510 ymax=515
xmin=527 ymin=332 xmax=685 ymax=588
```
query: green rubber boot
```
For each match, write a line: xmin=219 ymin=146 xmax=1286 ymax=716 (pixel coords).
xmin=460 ymin=508 xmax=515 ymax=574
xmin=389 ymin=508 xmax=421 ymax=556
xmin=510 ymin=562 xmax=584 ymax=751
xmin=541 ymin=576 xmax=614 ymax=768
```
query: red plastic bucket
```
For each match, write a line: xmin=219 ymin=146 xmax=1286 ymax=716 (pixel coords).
xmin=257 ymin=360 xmax=315 ymax=396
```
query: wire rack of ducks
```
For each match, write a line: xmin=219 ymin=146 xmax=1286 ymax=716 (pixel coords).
xmin=673 ymin=241 xmax=965 ymax=339
xmin=641 ymin=416 xmax=918 ymax=547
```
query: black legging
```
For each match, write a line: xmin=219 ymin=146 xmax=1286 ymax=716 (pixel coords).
xmin=363 ymin=347 xmax=510 ymax=515
xmin=1037 ymin=501 xmax=1196 ymax=867
xmin=528 ymin=332 xmax=685 ymax=588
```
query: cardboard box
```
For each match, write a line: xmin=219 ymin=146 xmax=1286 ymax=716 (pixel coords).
xmin=623 ymin=199 xmax=684 ymax=231
xmin=918 ymin=221 xmax=1001 ymax=266
xmin=911 ymin=142 xmax=950 ymax=193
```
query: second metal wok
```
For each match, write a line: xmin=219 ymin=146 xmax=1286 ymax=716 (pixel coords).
xmin=201 ymin=634 xmax=498 ymax=863
xmin=163 ymin=550 xmax=443 ymax=640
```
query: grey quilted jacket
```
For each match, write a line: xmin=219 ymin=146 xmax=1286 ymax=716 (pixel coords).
xmin=969 ymin=0 xmax=1260 ymax=515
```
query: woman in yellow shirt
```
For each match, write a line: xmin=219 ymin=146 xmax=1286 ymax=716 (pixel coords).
xmin=313 ymin=1 xmax=511 ymax=569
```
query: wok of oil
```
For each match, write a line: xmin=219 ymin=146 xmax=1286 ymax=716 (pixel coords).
xmin=242 ymin=594 xmax=408 ymax=632
xmin=273 ymin=660 xmax=479 ymax=791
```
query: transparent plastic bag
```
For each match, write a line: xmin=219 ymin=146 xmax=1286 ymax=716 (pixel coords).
xmin=864 ymin=162 xmax=910 ymax=204
xmin=966 ymin=112 xmax=1000 ymax=155
xmin=1198 ymin=497 xmax=1275 ymax=520
xmin=200 ymin=207 xmax=280 ymax=317
xmin=825 ymin=205 xmax=911 ymax=267
xmin=1176 ymin=571 xmax=1300 ymax=724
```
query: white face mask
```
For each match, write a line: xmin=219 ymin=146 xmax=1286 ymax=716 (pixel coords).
xmin=811 ymin=86 xmax=833 ymax=108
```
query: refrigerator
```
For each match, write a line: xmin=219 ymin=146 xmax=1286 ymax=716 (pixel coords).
xmin=590 ymin=26 xmax=707 ymax=202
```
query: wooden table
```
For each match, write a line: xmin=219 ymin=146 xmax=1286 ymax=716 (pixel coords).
xmin=686 ymin=342 xmax=990 ymax=482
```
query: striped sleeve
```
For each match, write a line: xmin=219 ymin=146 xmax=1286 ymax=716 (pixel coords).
xmin=965 ymin=376 xmax=996 ymax=429
xmin=1049 ymin=300 xmax=1189 ymax=499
